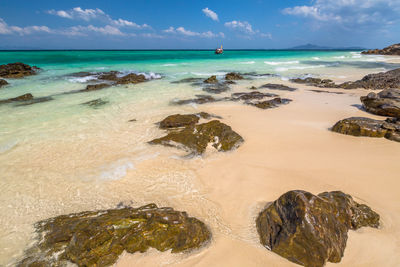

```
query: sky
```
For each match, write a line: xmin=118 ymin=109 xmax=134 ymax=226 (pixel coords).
xmin=0 ymin=0 xmax=399 ymax=49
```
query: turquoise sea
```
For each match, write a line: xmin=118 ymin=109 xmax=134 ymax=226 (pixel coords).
xmin=1 ymin=50 xmax=400 ymax=266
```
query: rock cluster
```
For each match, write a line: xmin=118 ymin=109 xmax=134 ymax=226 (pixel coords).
xmin=225 ymin=72 xmax=243 ymax=80
xmin=256 ymin=190 xmax=379 ymax=267
xmin=150 ymin=115 xmax=243 ymax=155
xmin=361 ymin=43 xmax=400 ymax=56
xmin=18 ymin=204 xmax=211 ymax=267
xmin=290 ymin=68 xmax=400 ymax=90
xmin=0 ymin=62 xmax=40 ymax=78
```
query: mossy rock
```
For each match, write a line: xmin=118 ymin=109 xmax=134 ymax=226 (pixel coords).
xmin=256 ymin=190 xmax=379 ymax=267
xmin=18 ymin=204 xmax=211 ymax=267
xmin=225 ymin=72 xmax=243 ymax=80
xmin=150 ymin=120 xmax=243 ymax=155
xmin=248 ymin=97 xmax=292 ymax=109
xmin=203 ymin=75 xmax=218 ymax=84
xmin=159 ymin=114 xmax=200 ymax=129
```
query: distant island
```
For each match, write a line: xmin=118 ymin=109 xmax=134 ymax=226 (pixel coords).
xmin=288 ymin=43 xmax=365 ymax=50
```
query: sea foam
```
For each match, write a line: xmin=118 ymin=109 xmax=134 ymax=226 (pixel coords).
xmin=264 ymin=60 xmax=299 ymax=65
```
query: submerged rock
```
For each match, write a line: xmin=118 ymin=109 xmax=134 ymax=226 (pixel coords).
xmin=309 ymin=89 xmax=344 ymax=95
xmin=159 ymin=114 xmax=200 ymax=129
xmin=331 ymin=117 xmax=400 ymax=142
xmin=14 ymin=96 xmax=54 ymax=106
xmin=203 ymin=83 xmax=231 ymax=94
xmin=230 ymin=91 xmax=278 ymax=101
xmin=0 ymin=62 xmax=40 ymax=78
xmin=248 ymin=97 xmax=292 ymax=109
xmin=203 ymin=75 xmax=218 ymax=84
xmin=360 ymin=89 xmax=400 ymax=118
xmin=290 ymin=77 xmax=338 ymax=88
xmin=174 ymin=95 xmax=219 ymax=105
xmin=170 ymin=77 xmax=204 ymax=84
xmin=259 ymin=83 xmax=297 ymax=91
xmin=18 ymin=203 xmax=211 ymax=267
xmin=256 ymin=190 xmax=379 ymax=267
xmin=150 ymin=120 xmax=243 ymax=155
xmin=362 ymin=43 xmax=400 ymax=56
xmin=0 ymin=79 xmax=8 ymax=87
xmin=81 ymin=98 xmax=109 ymax=108
xmin=225 ymin=72 xmax=243 ymax=80
xmin=83 ymin=83 xmax=111 ymax=92
xmin=0 ymin=93 xmax=33 ymax=104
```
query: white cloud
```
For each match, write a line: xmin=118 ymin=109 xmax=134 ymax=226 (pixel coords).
xmin=260 ymin=32 xmax=272 ymax=39
xmin=202 ymin=7 xmax=219 ymax=21
xmin=224 ymin=20 xmax=255 ymax=34
xmin=0 ymin=18 xmax=53 ymax=35
xmin=163 ymin=26 xmax=224 ymax=38
xmin=111 ymin=18 xmax=150 ymax=29
xmin=63 ymin=25 xmax=125 ymax=36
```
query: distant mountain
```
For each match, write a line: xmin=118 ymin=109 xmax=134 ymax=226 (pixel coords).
xmin=289 ymin=44 xmax=365 ymax=50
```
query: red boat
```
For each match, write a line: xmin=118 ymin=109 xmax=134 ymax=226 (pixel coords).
xmin=215 ymin=45 xmax=223 ymax=54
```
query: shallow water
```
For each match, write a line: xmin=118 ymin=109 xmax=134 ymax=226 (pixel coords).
xmin=1 ymin=50 xmax=400 ymax=266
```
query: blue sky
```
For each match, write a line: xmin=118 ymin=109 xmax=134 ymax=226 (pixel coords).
xmin=0 ymin=0 xmax=399 ymax=49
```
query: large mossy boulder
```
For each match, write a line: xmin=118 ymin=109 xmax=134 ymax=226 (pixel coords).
xmin=0 ymin=62 xmax=40 ymax=78
xmin=150 ymin=120 xmax=243 ymax=155
xmin=256 ymin=190 xmax=379 ymax=267
xmin=360 ymin=89 xmax=400 ymax=118
xmin=18 ymin=204 xmax=211 ymax=267
xmin=331 ymin=117 xmax=400 ymax=142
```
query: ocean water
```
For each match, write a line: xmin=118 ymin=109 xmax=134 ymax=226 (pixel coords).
xmin=1 ymin=50 xmax=400 ymax=265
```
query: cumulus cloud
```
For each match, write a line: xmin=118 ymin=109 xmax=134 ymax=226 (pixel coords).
xmin=202 ymin=7 xmax=219 ymax=21
xmin=283 ymin=0 xmax=400 ymax=29
xmin=163 ymin=26 xmax=224 ymax=38
xmin=48 ymin=7 xmax=150 ymax=29
xmin=0 ymin=18 xmax=52 ymax=35
xmin=224 ymin=20 xmax=255 ymax=34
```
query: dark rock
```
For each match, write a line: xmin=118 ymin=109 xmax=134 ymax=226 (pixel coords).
xmin=260 ymin=83 xmax=297 ymax=91
xmin=203 ymin=83 xmax=230 ymax=94
xmin=331 ymin=117 xmax=400 ymax=142
xmin=256 ymin=190 xmax=379 ymax=267
xmin=231 ymin=91 xmax=278 ymax=101
xmin=18 ymin=204 xmax=211 ymax=267
xmin=290 ymin=77 xmax=337 ymax=88
xmin=69 ymin=71 xmax=149 ymax=85
xmin=250 ymin=86 xmax=257 ymax=90
xmin=362 ymin=43 xmax=400 ymax=56
xmin=82 ymin=83 xmax=111 ymax=92
xmin=128 ymin=119 xmax=137 ymax=122
xmin=360 ymin=89 xmax=400 ymax=118
xmin=203 ymin=75 xmax=218 ymax=84
xmin=170 ymin=78 xmax=204 ymax=84
xmin=0 ymin=63 xmax=39 ymax=78
xmin=149 ymin=120 xmax=243 ymax=155
xmin=159 ymin=114 xmax=200 ymax=129
xmin=174 ymin=95 xmax=219 ymax=105
xmin=0 ymin=93 xmax=33 ymax=104
xmin=114 ymin=73 xmax=147 ymax=85
xmin=81 ymin=98 xmax=109 ymax=108
xmin=309 ymin=89 xmax=344 ymax=95
xmin=0 ymin=79 xmax=8 ymax=87
xmin=225 ymin=72 xmax=243 ymax=80
xmin=14 ymin=96 xmax=54 ymax=106
xmin=69 ymin=71 xmax=94 ymax=77
xmin=248 ymin=98 xmax=292 ymax=109
xmin=224 ymin=80 xmax=236 ymax=85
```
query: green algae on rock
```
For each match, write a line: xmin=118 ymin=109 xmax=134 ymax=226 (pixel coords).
xmin=331 ymin=117 xmax=400 ymax=142
xmin=18 ymin=204 xmax=211 ymax=267
xmin=158 ymin=113 xmax=217 ymax=129
xmin=150 ymin=120 xmax=244 ymax=155
xmin=256 ymin=190 xmax=379 ymax=267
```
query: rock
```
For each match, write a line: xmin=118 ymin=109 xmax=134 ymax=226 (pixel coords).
xmin=224 ymin=80 xmax=236 ymax=85
xmin=174 ymin=95 xmax=219 ymax=105
xmin=14 ymin=96 xmax=54 ymax=106
xmin=0 ymin=79 xmax=8 ymax=87
xmin=0 ymin=93 xmax=34 ymax=104
xmin=114 ymin=73 xmax=147 ymax=85
xmin=83 ymin=83 xmax=111 ymax=92
xmin=128 ymin=119 xmax=137 ymax=122
xmin=250 ymin=86 xmax=257 ymax=90
xmin=290 ymin=77 xmax=338 ymax=88
xmin=259 ymin=83 xmax=297 ymax=91
xmin=159 ymin=114 xmax=200 ymax=129
xmin=225 ymin=72 xmax=243 ymax=80
xmin=248 ymin=98 xmax=292 ymax=109
xmin=361 ymin=43 xmax=400 ymax=56
xmin=69 ymin=71 xmax=94 ymax=77
xmin=149 ymin=120 xmax=243 ymax=155
xmin=171 ymin=77 xmax=204 ymax=84
xmin=81 ymin=98 xmax=109 ymax=108
xmin=203 ymin=75 xmax=218 ymax=84
xmin=0 ymin=63 xmax=39 ymax=78
xmin=70 ymin=71 xmax=149 ymax=85
xmin=309 ymin=89 xmax=344 ymax=95
xmin=203 ymin=83 xmax=231 ymax=94
xmin=231 ymin=91 xmax=278 ymax=101
xmin=331 ymin=117 xmax=400 ymax=142
xmin=18 ymin=203 xmax=211 ymax=267
xmin=256 ymin=190 xmax=379 ymax=267
xmin=360 ymin=89 xmax=400 ymax=118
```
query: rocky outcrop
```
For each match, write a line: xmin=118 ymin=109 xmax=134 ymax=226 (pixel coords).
xmin=231 ymin=91 xmax=278 ymax=101
xmin=0 ymin=63 xmax=40 ymax=78
xmin=259 ymin=83 xmax=297 ymax=91
xmin=331 ymin=117 xmax=400 ymax=142
xmin=83 ymin=83 xmax=111 ymax=92
xmin=203 ymin=75 xmax=218 ymax=84
xmin=0 ymin=93 xmax=33 ymax=104
xmin=15 ymin=96 xmax=54 ymax=106
xmin=81 ymin=98 xmax=109 ymax=108
xmin=256 ymin=190 xmax=379 ymax=267
xmin=150 ymin=120 xmax=243 ymax=155
xmin=0 ymin=79 xmax=8 ymax=87
xmin=18 ymin=204 xmax=211 ymax=267
xmin=361 ymin=43 xmax=400 ymax=56
xmin=248 ymin=97 xmax=292 ymax=109
xmin=159 ymin=114 xmax=200 ymax=129
xmin=225 ymin=72 xmax=243 ymax=80
xmin=291 ymin=68 xmax=400 ymax=90
xmin=360 ymin=89 xmax=400 ymax=118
